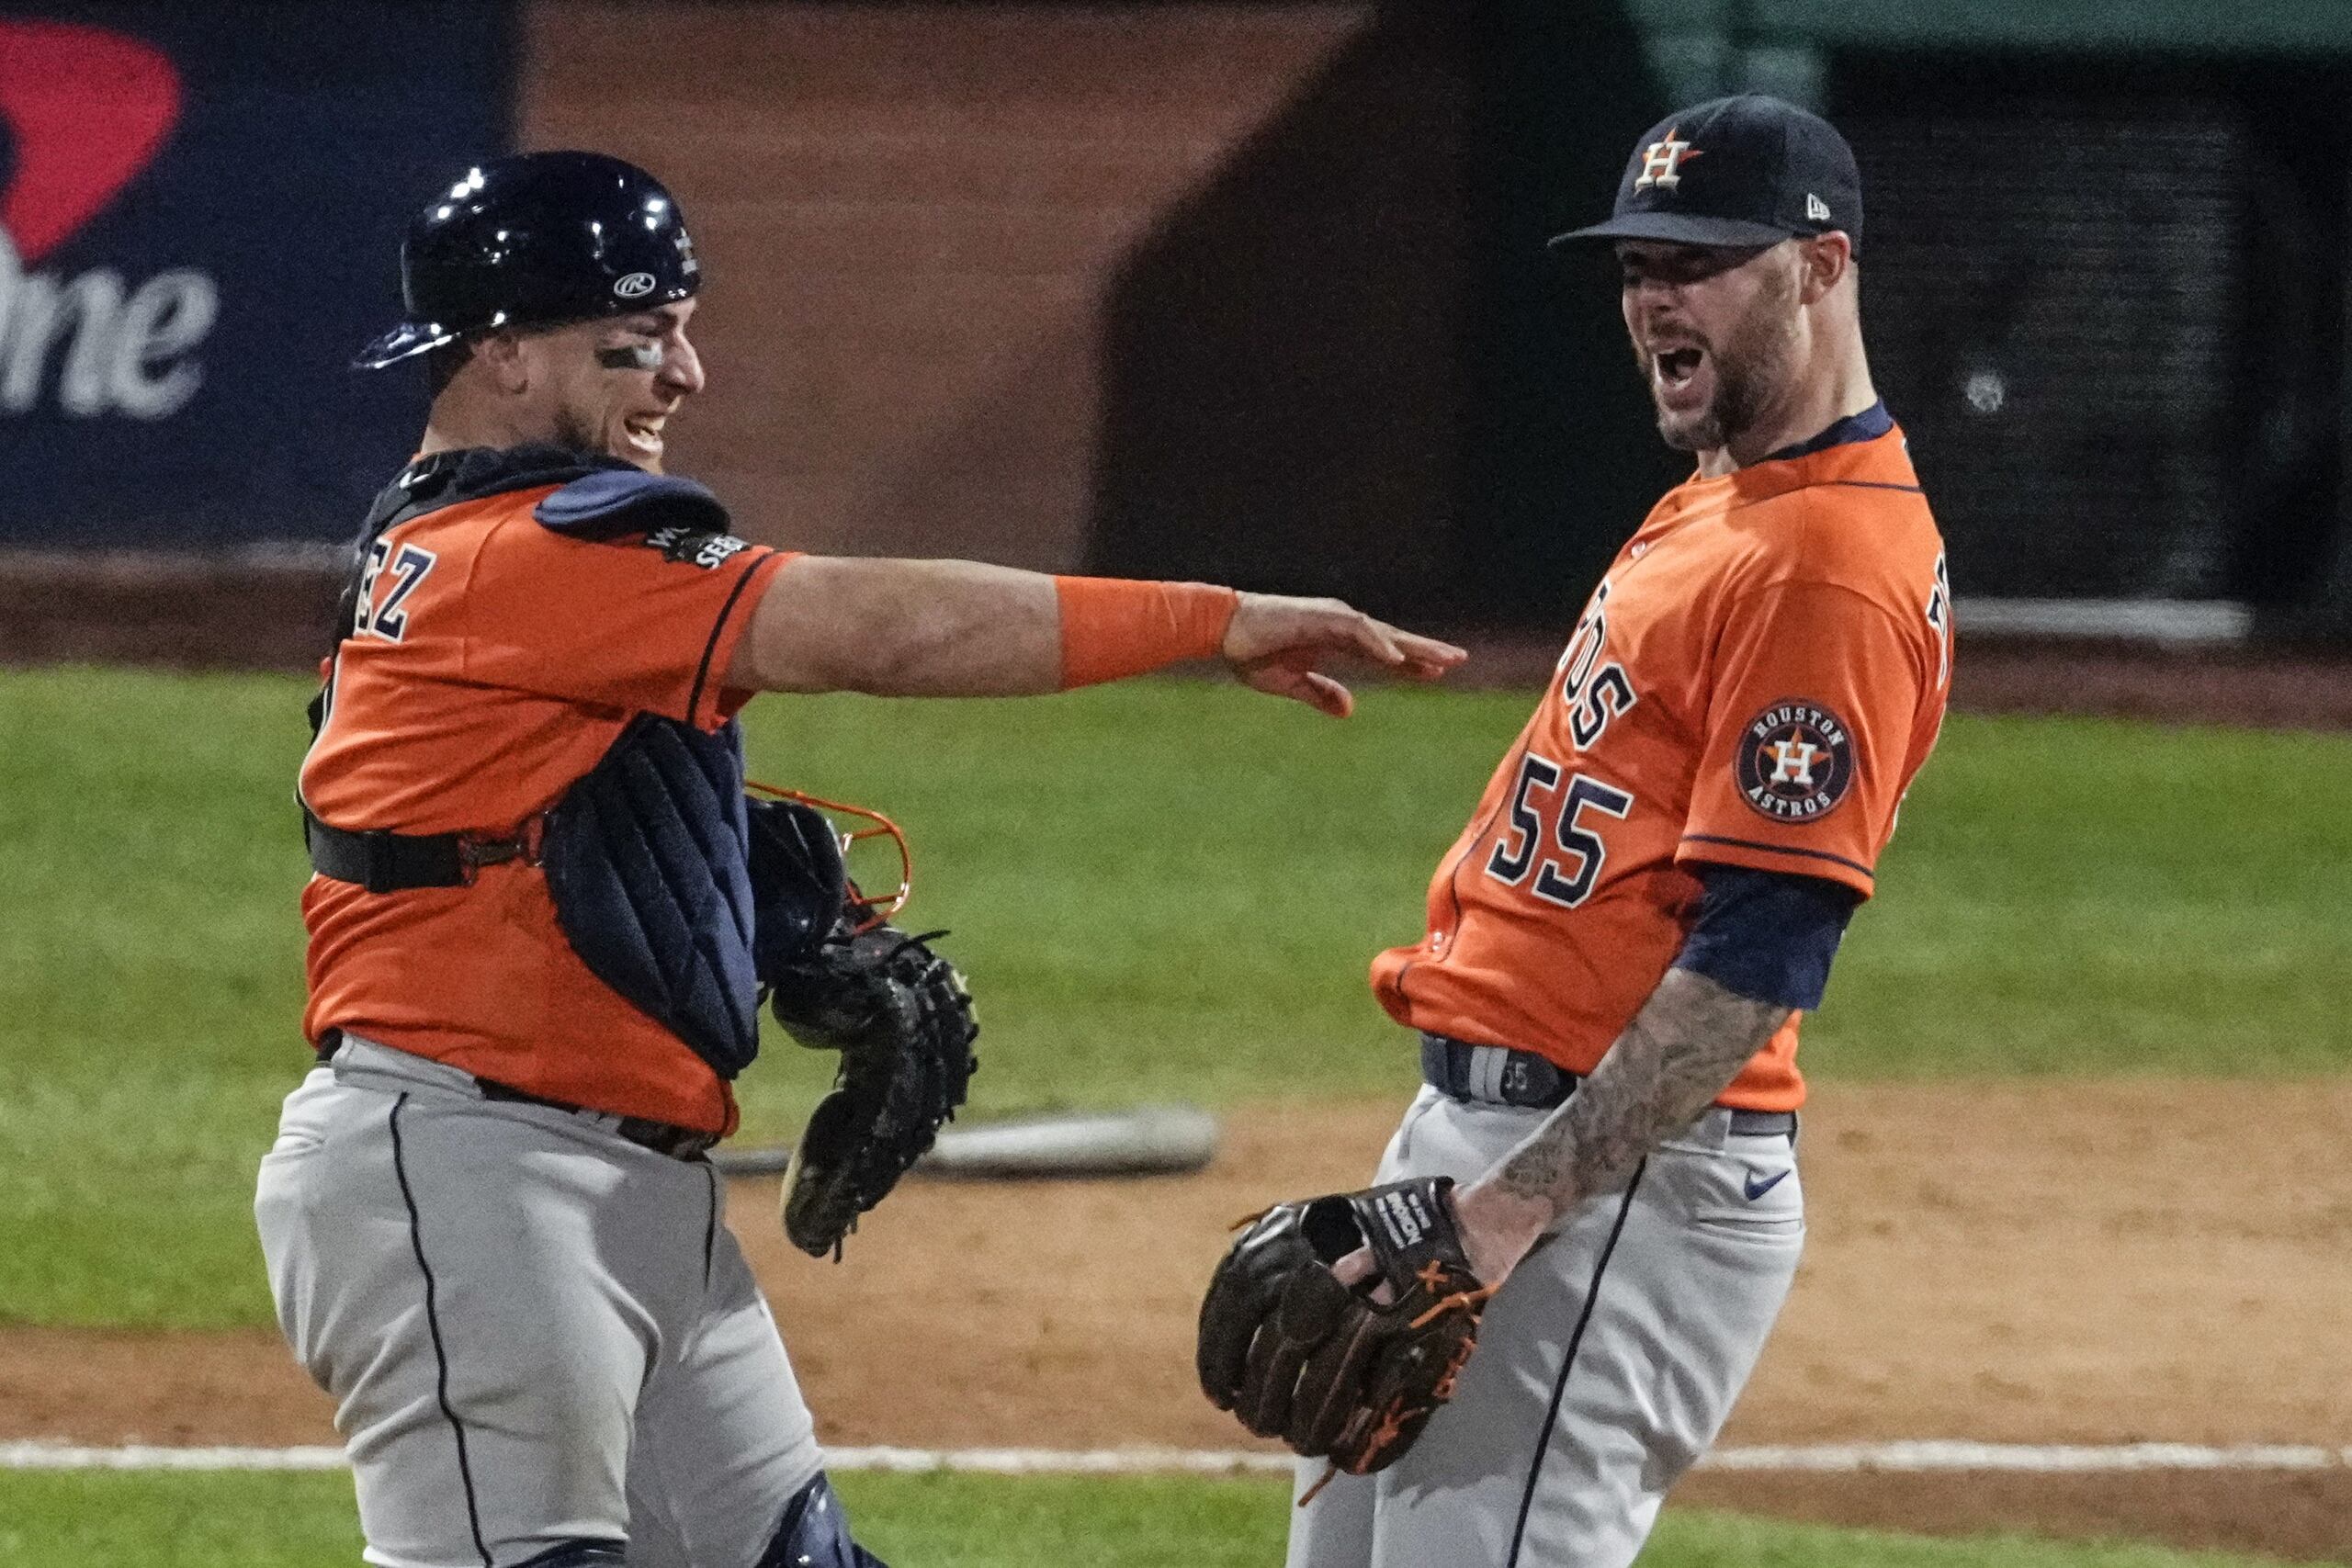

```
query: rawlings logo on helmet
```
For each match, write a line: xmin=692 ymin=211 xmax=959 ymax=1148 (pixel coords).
xmin=614 ymin=270 xmax=656 ymax=299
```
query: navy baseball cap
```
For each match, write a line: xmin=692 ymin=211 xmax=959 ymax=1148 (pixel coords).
xmin=1551 ymin=95 xmax=1862 ymax=255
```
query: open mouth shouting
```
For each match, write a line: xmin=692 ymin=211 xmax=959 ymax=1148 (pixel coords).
xmin=1648 ymin=340 xmax=1712 ymax=413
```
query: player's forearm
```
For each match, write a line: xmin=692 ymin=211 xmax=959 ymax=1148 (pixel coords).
xmin=730 ymin=555 xmax=1460 ymax=708
xmin=1452 ymin=968 xmax=1788 ymax=1281
xmin=730 ymin=557 xmax=1069 ymax=697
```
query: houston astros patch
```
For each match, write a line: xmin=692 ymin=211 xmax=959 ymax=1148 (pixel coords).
xmin=1736 ymin=701 xmax=1855 ymax=821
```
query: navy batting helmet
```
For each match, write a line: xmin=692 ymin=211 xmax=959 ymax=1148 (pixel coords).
xmin=355 ymin=151 xmax=699 ymax=370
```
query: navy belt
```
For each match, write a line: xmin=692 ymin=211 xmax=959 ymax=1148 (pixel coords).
xmin=1419 ymin=1032 xmax=1796 ymax=1138
xmin=474 ymin=1077 xmax=719 ymax=1160
xmin=313 ymin=1033 xmax=718 ymax=1161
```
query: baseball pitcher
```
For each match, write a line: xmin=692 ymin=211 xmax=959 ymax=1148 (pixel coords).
xmin=1196 ymin=96 xmax=1955 ymax=1567
xmin=254 ymin=151 xmax=1464 ymax=1568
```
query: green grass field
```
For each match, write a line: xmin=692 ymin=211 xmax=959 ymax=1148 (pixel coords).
xmin=3 ymin=666 xmax=2348 ymax=1330
xmin=4 ymin=665 xmax=2346 ymax=1566
xmin=0 ymin=1472 xmax=2318 ymax=1568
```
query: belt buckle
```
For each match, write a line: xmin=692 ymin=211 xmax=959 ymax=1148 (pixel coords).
xmin=458 ymin=813 xmax=549 ymax=885
xmin=657 ymin=1128 xmax=717 ymax=1160
xmin=615 ymin=1114 xmax=714 ymax=1160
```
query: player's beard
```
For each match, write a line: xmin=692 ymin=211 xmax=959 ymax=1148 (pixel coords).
xmin=1649 ymin=270 xmax=1803 ymax=456
xmin=551 ymin=400 xmax=603 ymax=461
xmin=549 ymin=399 xmax=661 ymax=472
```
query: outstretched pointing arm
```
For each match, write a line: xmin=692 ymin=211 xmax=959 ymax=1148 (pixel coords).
xmin=726 ymin=557 xmax=1464 ymax=713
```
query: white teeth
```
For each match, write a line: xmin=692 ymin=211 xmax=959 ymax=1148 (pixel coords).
xmin=1654 ymin=348 xmax=1702 ymax=388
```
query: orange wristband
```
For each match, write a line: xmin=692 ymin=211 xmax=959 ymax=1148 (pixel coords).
xmin=1053 ymin=577 xmax=1240 ymax=691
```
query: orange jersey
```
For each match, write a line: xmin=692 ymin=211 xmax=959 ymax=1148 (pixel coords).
xmin=300 ymin=464 xmax=790 ymax=1134
xmin=1372 ymin=417 xmax=1951 ymax=1111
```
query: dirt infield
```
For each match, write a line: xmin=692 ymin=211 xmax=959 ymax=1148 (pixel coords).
xmin=5 ymin=1082 xmax=2348 ymax=1560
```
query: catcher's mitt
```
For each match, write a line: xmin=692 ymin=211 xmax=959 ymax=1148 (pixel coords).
xmin=769 ymin=921 xmax=978 ymax=1258
xmin=1197 ymin=1176 xmax=1492 ymax=1486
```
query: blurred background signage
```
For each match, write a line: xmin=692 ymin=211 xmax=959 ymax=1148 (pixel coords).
xmin=0 ymin=5 xmax=513 ymax=547
xmin=5 ymin=0 xmax=2350 ymax=642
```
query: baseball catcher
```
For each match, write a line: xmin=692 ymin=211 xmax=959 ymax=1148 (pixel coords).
xmin=1197 ymin=1177 xmax=1493 ymax=1487
xmin=261 ymin=144 xmax=1462 ymax=1568
xmin=748 ymin=793 xmax=979 ymax=1258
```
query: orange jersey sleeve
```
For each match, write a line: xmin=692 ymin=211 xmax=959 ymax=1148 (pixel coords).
xmin=1676 ymin=580 xmax=1931 ymax=897
xmin=458 ymin=516 xmax=790 ymax=728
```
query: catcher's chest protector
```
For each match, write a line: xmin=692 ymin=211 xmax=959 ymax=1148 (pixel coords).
xmin=541 ymin=714 xmax=763 ymax=1077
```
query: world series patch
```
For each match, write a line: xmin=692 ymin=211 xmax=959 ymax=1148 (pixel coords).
xmin=644 ymin=525 xmax=751 ymax=570
xmin=1736 ymin=701 xmax=1855 ymax=821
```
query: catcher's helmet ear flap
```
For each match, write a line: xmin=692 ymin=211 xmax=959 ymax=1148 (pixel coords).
xmin=356 ymin=151 xmax=699 ymax=369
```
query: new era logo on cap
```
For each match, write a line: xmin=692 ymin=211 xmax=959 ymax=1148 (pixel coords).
xmin=1806 ymin=193 xmax=1832 ymax=221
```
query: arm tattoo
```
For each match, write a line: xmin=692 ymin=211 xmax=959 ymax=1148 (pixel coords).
xmin=1487 ymin=967 xmax=1789 ymax=1219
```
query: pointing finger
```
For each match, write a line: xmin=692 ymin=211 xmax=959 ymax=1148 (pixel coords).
xmin=1391 ymin=629 xmax=1467 ymax=668
xmin=1248 ymin=660 xmax=1353 ymax=717
xmin=1349 ymin=615 xmax=1408 ymax=668
xmin=1304 ymin=671 xmax=1354 ymax=718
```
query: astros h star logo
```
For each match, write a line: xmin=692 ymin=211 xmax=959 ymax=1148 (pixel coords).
xmin=1736 ymin=700 xmax=1856 ymax=822
xmin=1634 ymin=128 xmax=1702 ymax=191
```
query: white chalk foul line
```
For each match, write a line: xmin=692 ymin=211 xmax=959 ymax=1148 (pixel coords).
xmin=1695 ymin=1442 xmax=2352 ymax=1473
xmin=827 ymin=1446 xmax=1295 ymax=1476
xmin=5 ymin=1440 xmax=2351 ymax=1475
xmin=0 ymin=1443 xmax=348 ymax=1472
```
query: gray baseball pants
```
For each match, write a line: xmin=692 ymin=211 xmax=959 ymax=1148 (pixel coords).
xmin=254 ymin=1037 xmax=822 ymax=1568
xmin=1285 ymin=1084 xmax=1804 ymax=1568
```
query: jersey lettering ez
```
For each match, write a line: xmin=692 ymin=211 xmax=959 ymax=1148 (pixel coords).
xmin=351 ymin=539 xmax=437 ymax=642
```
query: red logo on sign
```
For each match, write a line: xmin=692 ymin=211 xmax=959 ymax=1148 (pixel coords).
xmin=0 ymin=21 xmax=182 ymax=264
